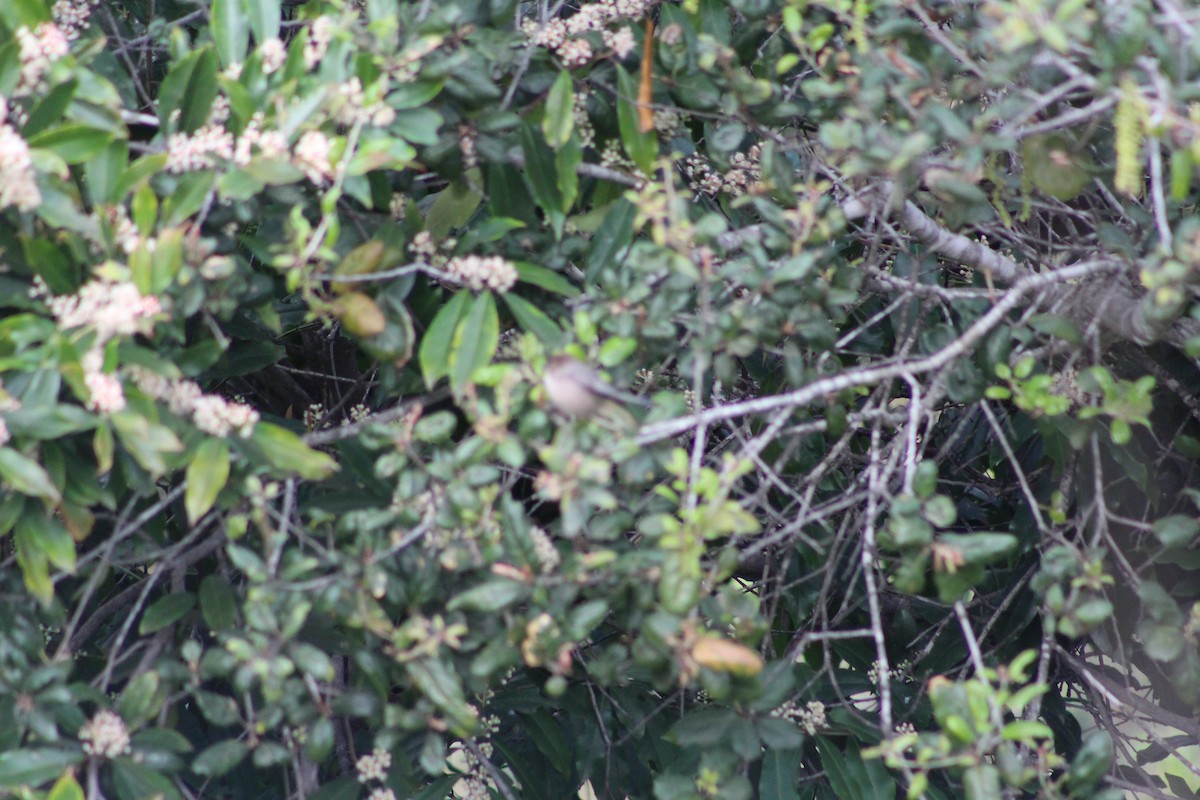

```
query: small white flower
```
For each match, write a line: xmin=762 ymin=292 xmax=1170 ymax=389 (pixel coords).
xmin=259 ymin=37 xmax=287 ymax=74
xmin=79 ymin=710 xmax=131 ymax=759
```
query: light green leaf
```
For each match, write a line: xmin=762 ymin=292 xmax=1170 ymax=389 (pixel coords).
xmin=513 ymin=262 xmax=579 ymax=296
xmin=15 ymin=514 xmax=74 ymax=573
xmin=212 ymin=0 xmax=250 ymax=67
xmin=111 ymin=411 xmax=184 ymax=476
xmin=542 ymin=71 xmax=574 ymax=149
xmin=186 ymin=438 xmax=230 ymax=524
xmin=503 ymin=293 xmax=562 ymax=345
xmin=247 ymin=0 xmax=281 ymax=40
xmin=449 ymin=292 xmax=499 ymax=396
xmin=614 ymin=65 xmax=657 ymax=175
xmin=0 ymin=447 xmax=61 ymax=503
xmin=248 ymin=423 xmax=338 ymax=480
xmin=419 ymin=289 xmax=471 ymax=388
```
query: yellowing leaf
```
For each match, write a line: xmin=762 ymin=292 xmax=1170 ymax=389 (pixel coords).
xmin=692 ymin=637 xmax=763 ymax=677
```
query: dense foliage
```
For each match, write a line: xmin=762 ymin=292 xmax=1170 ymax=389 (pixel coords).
xmin=2 ymin=0 xmax=1200 ymax=797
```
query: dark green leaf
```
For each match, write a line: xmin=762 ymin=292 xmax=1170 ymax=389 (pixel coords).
xmin=0 ymin=748 xmax=83 ymax=789
xmin=139 ymin=593 xmax=196 ymax=634
xmin=200 ymin=575 xmax=238 ymax=631
xmin=192 ymin=740 xmax=249 ymax=777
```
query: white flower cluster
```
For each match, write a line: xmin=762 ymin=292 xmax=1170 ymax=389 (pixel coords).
xmin=598 ymin=139 xmax=634 ymax=171
xmin=52 ymin=0 xmax=95 ymax=40
xmin=105 ymin=206 xmax=147 ymax=255
xmin=444 ymin=254 xmax=518 ymax=294
xmin=15 ymin=23 xmax=70 ymax=96
xmin=333 ymin=77 xmax=395 ymax=128
xmin=0 ymin=384 xmax=20 ymax=444
xmin=355 ymin=746 xmax=392 ymax=783
xmin=603 ymin=26 xmax=637 ymax=58
xmin=166 ymin=124 xmax=234 ymax=173
xmin=127 ymin=367 xmax=259 ymax=438
xmin=79 ymin=710 xmax=131 ymax=759
xmin=573 ymin=92 xmax=595 ymax=148
xmin=82 ymin=349 xmax=125 ymax=414
xmin=259 ymin=37 xmax=287 ymax=74
xmin=0 ymin=109 xmax=41 ymax=212
xmin=521 ymin=0 xmax=651 ymax=66
xmin=683 ymin=144 xmax=762 ymax=198
xmin=304 ymin=17 xmax=334 ymax=71
xmin=527 ymin=526 xmax=560 ymax=573
xmin=46 ymin=277 xmax=161 ymax=343
xmin=234 ymin=113 xmax=289 ymax=166
xmin=772 ymin=700 xmax=827 ymax=736
xmin=458 ymin=124 xmax=478 ymax=170
xmin=293 ymin=130 xmax=333 ymax=184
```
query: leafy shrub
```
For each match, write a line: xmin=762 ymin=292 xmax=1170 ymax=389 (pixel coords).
xmin=1 ymin=0 xmax=1199 ymax=798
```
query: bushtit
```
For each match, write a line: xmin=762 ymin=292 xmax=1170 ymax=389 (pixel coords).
xmin=542 ymin=355 xmax=649 ymax=418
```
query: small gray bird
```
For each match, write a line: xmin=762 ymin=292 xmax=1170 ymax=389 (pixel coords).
xmin=542 ymin=355 xmax=649 ymax=418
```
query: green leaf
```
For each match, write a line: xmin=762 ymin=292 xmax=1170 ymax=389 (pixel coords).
xmin=157 ymin=47 xmax=219 ymax=133
xmin=85 ymin=139 xmax=129 ymax=206
xmin=247 ymin=423 xmax=338 ymax=480
xmin=519 ymin=124 xmax=565 ymax=237
xmin=28 ymin=124 xmax=115 ymax=164
xmin=963 ymin=764 xmax=1000 ymax=800
xmin=447 ymin=579 xmax=527 ymax=612
xmin=614 ymin=64 xmax=657 ymax=175
xmin=815 ymin=736 xmax=895 ymax=800
xmin=519 ymin=710 xmax=572 ymax=775
xmin=247 ymin=0 xmax=281 ymax=40
xmin=598 ymin=337 xmax=637 ymax=367
xmin=555 ymin=133 xmax=582 ymax=211
xmin=425 ymin=173 xmax=484 ymax=239
xmin=163 ymin=172 xmax=217 ymax=226
xmin=448 ymin=291 xmax=499 ymax=396
xmin=0 ymin=748 xmax=83 ymax=789
xmin=46 ymin=772 xmax=84 ymax=800
xmin=0 ymin=447 xmax=61 ymax=502
xmin=420 ymin=289 xmax=471 ymax=388
xmin=109 ymin=758 xmax=184 ymax=800
xmin=139 ymin=593 xmax=196 ymax=634
xmin=186 ymin=438 xmax=230 ymax=524
xmin=200 ymin=574 xmax=238 ymax=631
xmin=111 ymin=411 xmax=185 ymax=476
xmin=15 ymin=514 xmax=74 ymax=572
xmin=23 ymin=79 xmax=78 ymax=139
xmin=0 ymin=0 xmax=49 ymax=29
xmin=1153 ymin=514 xmax=1199 ymax=549
xmin=513 ymin=262 xmax=579 ymax=297
xmin=542 ymin=71 xmax=575 ymax=149
xmin=192 ymin=740 xmax=249 ymax=777
xmin=1000 ymin=720 xmax=1053 ymax=741
xmin=586 ymin=199 xmax=636 ymax=281
xmin=759 ymin=749 xmax=800 ymax=800
xmin=503 ymin=293 xmax=562 ymax=345
xmin=669 ymin=708 xmax=739 ymax=747
xmin=118 ymin=671 xmax=162 ymax=726
xmin=211 ymin=0 xmax=250 ymax=68
xmin=757 ymin=716 xmax=805 ymax=749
